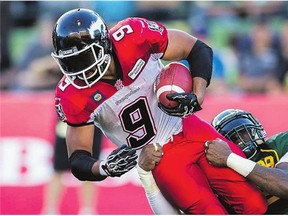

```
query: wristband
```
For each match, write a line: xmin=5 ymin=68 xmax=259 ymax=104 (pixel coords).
xmin=227 ymin=153 xmax=256 ymax=177
xmin=99 ymin=160 xmax=108 ymax=176
xmin=137 ymin=165 xmax=160 ymax=195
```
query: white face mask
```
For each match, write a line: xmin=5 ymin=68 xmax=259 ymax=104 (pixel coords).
xmin=52 ymin=43 xmax=111 ymax=89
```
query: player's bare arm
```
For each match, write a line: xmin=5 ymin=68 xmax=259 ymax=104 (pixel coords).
xmin=246 ymin=160 xmax=288 ymax=199
xmin=66 ymin=124 xmax=95 ymax=157
xmin=205 ymin=139 xmax=288 ymax=199
xmin=66 ymin=125 xmax=105 ymax=179
xmin=163 ymin=29 xmax=211 ymax=105
xmin=156 ymin=29 xmax=212 ymax=119
xmin=163 ymin=29 xmax=197 ymax=60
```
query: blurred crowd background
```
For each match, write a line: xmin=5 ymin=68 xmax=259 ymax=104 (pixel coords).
xmin=1 ymin=1 xmax=288 ymax=95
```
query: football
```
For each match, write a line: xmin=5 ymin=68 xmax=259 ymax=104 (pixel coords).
xmin=154 ymin=62 xmax=192 ymax=109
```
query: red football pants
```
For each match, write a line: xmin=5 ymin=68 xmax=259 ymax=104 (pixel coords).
xmin=152 ymin=114 xmax=267 ymax=214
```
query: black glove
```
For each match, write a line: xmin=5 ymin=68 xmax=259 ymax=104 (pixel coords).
xmin=158 ymin=93 xmax=202 ymax=118
xmin=101 ymin=145 xmax=138 ymax=177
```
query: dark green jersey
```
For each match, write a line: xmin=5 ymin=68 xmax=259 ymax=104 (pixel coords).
xmin=251 ymin=132 xmax=288 ymax=214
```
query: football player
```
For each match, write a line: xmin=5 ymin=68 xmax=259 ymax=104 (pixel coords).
xmin=206 ymin=109 xmax=288 ymax=214
xmin=51 ymin=8 xmax=267 ymax=214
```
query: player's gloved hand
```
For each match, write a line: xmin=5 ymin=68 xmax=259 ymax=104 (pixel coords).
xmin=158 ymin=92 xmax=202 ymax=118
xmin=101 ymin=145 xmax=138 ymax=177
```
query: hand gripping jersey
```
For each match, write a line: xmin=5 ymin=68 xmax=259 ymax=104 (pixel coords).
xmin=55 ymin=18 xmax=182 ymax=150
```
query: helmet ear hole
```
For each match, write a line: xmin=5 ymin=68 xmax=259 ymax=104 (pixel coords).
xmin=51 ymin=8 xmax=112 ymax=89
xmin=212 ymin=109 xmax=266 ymax=159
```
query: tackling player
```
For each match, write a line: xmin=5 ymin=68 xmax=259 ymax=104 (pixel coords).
xmin=51 ymin=8 xmax=267 ymax=214
xmin=206 ymin=109 xmax=288 ymax=214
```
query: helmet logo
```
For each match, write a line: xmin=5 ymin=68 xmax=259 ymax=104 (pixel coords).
xmin=77 ymin=19 xmax=81 ymax=26
xmin=88 ymin=20 xmax=103 ymax=39
xmin=146 ymin=21 xmax=163 ymax=35
xmin=55 ymin=98 xmax=67 ymax=121
xmin=59 ymin=46 xmax=78 ymax=57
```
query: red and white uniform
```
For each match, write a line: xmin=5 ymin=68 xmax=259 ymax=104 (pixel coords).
xmin=55 ymin=18 xmax=267 ymax=214
xmin=56 ymin=18 xmax=181 ymax=150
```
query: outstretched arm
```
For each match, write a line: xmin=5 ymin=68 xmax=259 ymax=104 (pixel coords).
xmin=205 ymin=139 xmax=288 ymax=199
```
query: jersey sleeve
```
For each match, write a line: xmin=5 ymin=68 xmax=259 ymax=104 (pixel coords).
xmin=266 ymin=132 xmax=288 ymax=160
xmin=54 ymin=78 xmax=94 ymax=126
xmin=55 ymin=92 xmax=93 ymax=126
xmin=112 ymin=17 xmax=168 ymax=58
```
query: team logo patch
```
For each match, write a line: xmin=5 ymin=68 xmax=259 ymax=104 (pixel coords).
xmin=115 ymin=79 xmax=124 ymax=90
xmin=146 ymin=21 xmax=163 ymax=34
xmin=91 ymin=90 xmax=105 ymax=104
xmin=55 ymin=98 xmax=67 ymax=121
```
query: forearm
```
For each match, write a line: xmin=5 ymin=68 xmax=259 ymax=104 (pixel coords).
xmin=192 ymin=77 xmax=207 ymax=105
xmin=227 ymin=153 xmax=288 ymax=199
xmin=137 ymin=165 xmax=180 ymax=215
xmin=185 ymin=40 xmax=212 ymax=105
xmin=246 ymin=164 xmax=288 ymax=199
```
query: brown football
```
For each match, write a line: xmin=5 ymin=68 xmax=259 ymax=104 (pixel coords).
xmin=154 ymin=62 xmax=192 ymax=109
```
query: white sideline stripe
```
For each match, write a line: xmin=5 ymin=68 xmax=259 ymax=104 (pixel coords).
xmin=156 ymin=85 xmax=185 ymax=99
